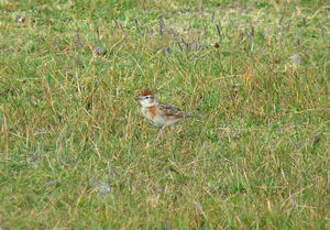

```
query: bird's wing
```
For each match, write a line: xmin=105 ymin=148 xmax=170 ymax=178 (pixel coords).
xmin=159 ymin=103 xmax=190 ymax=118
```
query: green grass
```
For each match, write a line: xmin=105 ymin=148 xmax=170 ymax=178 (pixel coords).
xmin=0 ymin=0 xmax=329 ymax=229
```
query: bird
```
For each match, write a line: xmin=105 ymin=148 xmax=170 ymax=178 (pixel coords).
xmin=136 ymin=89 xmax=193 ymax=129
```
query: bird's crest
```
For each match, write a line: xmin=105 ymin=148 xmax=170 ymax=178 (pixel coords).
xmin=140 ymin=89 xmax=154 ymax=96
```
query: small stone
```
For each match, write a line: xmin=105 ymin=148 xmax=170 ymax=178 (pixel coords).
xmin=94 ymin=47 xmax=107 ymax=56
xmin=97 ymin=181 xmax=112 ymax=196
xmin=164 ymin=47 xmax=170 ymax=56
xmin=289 ymin=53 xmax=302 ymax=65
xmin=90 ymin=179 xmax=112 ymax=197
xmin=16 ymin=15 xmax=26 ymax=23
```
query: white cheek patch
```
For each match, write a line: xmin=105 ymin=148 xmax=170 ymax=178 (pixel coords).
xmin=140 ymin=100 xmax=148 ymax=107
xmin=140 ymin=99 xmax=153 ymax=107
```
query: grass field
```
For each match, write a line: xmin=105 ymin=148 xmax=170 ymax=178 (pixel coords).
xmin=0 ymin=0 xmax=329 ymax=229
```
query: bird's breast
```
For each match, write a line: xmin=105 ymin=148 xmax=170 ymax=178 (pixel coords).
xmin=142 ymin=106 xmax=165 ymax=127
xmin=147 ymin=106 xmax=157 ymax=118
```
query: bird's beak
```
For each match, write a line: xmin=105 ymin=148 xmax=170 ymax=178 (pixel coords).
xmin=135 ymin=96 xmax=141 ymax=101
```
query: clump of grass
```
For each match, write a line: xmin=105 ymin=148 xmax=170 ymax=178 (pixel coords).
xmin=0 ymin=0 xmax=329 ymax=229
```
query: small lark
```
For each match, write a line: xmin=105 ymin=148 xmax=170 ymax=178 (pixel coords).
xmin=136 ymin=89 xmax=193 ymax=128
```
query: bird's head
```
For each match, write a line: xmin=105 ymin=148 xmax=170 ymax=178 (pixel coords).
xmin=136 ymin=89 xmax=157 ymax=107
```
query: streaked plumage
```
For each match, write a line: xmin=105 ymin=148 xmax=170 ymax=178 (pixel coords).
xmin=136 ymin=90 xmax=192 ymax=128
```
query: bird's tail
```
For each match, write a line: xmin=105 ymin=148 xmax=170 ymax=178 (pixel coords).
xmin=184 ymin=114 xmax=200 ymax=119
